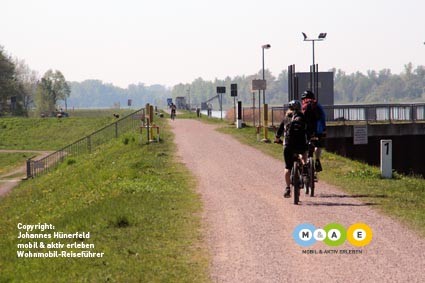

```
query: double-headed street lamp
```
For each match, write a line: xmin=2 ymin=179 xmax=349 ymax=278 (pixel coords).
xmin=302 ymin=32 xmax=327 ymax=98
xmin=302 ymin=32 xmax=326 ymax=68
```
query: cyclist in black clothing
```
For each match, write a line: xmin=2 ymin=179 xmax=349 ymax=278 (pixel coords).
xmin=170 ymin=103 xmax=177 ymax=120
xmin=301 ymin=90 xmax=326 ymax=172
xmin=274 ymin=100 xmax=308 ymax=198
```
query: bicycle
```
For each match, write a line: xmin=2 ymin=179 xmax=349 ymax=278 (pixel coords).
xmin=274 ymin=138 xmax=304 ymax=205
xmin=303 ymin=137 xmax=317 ymax=197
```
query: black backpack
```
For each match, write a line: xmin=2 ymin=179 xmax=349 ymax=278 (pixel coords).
xmin=285 ymin=113 xmax=307 ymax=146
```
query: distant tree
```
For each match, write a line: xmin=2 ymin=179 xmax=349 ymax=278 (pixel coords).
xmin=35 ymin=70 xmax=70 ymax=115
xmin=14 ymin=59 xmax=39 ymax=114
xmin=0 ymin=46 xmax=20 ymax=115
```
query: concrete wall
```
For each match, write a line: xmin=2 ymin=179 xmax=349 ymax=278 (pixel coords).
xmin=325 ymin=134 xmax=425 ymax=177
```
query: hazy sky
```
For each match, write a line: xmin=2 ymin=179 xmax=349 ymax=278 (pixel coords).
xmin=2 ymin=0 xmax=424 ymax=87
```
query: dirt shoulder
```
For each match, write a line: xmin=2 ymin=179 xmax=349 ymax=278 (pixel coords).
xmin=170 ymin=119 xmax=425 ymax=283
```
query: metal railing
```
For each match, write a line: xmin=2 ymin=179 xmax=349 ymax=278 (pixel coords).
xmin=26 ymin=108 xmax=145 ymax=178
xmin=267 ymin=103 xmax=425 ymax=127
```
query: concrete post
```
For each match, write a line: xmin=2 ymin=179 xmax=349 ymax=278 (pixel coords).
xmin=380 ymin=139 xmax=392 ymax=178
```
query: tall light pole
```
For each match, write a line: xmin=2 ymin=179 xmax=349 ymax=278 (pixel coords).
xmin=302 ymin=32 xmax=326 ymax=98
xmin=261 ymin=44 xmax=271 ymax=142
xmin=261 ymin=44 xmax=271 ymax=104
xmin=186 ymin=87 xmax=190 ymax=111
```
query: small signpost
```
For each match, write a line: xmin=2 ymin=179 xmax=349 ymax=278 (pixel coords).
xmin=251 ymin=79 xmax=269 ymax=142
xmin=216 ymin=86 xmax=226 ymax=120
xmin=380 ymin=140 xmax=392 ymax=179
xmin=236 ymin=101 xmax=243 ymax=128
xmin=231 ymin=84 xmax=237 ymax=124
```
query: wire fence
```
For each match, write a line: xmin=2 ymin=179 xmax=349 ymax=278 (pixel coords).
xmin=26 ymin=108 xmax=145 ymax=178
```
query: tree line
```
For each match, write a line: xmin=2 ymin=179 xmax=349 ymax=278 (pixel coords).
xmin=1 ymin=43 xmax=424 ymax=117
xmin=172 ymin=64 xmax=425 ymax=108
xmin=0 ymin=46 xmax=70 ymax=116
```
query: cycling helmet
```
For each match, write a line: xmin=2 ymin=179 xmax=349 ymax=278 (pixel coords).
xmin=301 ymin=90 xmax=315 ymax=100
xmin=288 ymin=100 xmax=302 ymax=111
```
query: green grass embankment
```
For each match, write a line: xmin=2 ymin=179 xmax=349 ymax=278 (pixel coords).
xmin=0 ymin=116 xmax=121 ymax=150
xmin=0 ymin=118 xmax=209 ymax=282
xmin=217 ymin=124 xmax=425 ymax=237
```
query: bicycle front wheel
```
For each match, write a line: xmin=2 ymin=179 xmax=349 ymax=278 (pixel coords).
xmin=309 ymin=158 xmax=315 ymax=197
xmin=292 ymin=161 xmax=300 ymax=205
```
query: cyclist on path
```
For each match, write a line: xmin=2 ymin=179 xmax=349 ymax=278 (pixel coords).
xmin=301 ymin=90 xmax=326 ymax=172
xmin=170 ymin=103 xmax=177 ymax=120
xmin=274 ymin=100 xmax=308 ymax=198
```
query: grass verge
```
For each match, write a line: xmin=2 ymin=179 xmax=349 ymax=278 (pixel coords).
xmin=217 ymin=124 xmax=425 ymax=237
xmin=0 ymin=118 xmax=209 ymax=282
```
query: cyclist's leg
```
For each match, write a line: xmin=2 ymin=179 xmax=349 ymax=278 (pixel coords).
xmin=283 ymin=147 xmax=293 ymax=197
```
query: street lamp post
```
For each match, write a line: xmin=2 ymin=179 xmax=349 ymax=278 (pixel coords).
xmin=186 ymin=87 xmax=190 ymax=111
xmin=261 ymin=44 xmax=271 ymax=104
xmin=261 ymin=44 xmax=271 ymax=142
xmin=302 ymin=32 xmax=327 ymax=99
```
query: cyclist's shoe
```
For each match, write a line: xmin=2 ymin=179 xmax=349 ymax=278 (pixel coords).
xmin=315 ymin=159 xmax=323 ymax=172
xmin=283 ymin=187 xmax=291 ymax=198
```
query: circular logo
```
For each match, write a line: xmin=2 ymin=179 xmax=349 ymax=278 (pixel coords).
xmin=347 ymin=223 xmax=373 ymax=247
xmin=323 ymin=223 xmax=346 ymax=246
xmin=293 ymin=223 xmax=316 ymax=247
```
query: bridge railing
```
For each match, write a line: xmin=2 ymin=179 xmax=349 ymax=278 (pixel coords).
xmin=26 ymin=108 xmax=145 ymax=178
xmin=266 ymin=103 xmax=425 ymax=127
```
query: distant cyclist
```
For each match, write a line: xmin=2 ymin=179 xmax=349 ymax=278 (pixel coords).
xmin=170 ymin=103 xmax=177 ymax=120
xmin=274 ymin=100 xmax=308 ymax=198
xmin=301 ymin=90 xmax=326 ymax=172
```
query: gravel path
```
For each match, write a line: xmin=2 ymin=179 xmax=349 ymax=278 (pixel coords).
xmin=170 ymin=119 xmax=425 ymax=283
xmin=0 ymin=150 xmax=53 ymax=197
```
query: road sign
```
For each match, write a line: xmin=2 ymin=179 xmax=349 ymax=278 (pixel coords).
xmin=353 ymin=125 xmax=368 ymax=145
xmin=231 ymin=84 xmax=237 ymax=97
xmin=252 ymin=79 xmax=266 ymax=91
xmin=217 ymin=86 xmax=226 ymax=94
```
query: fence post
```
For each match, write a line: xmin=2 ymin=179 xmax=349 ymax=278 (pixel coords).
xmin=115 ymin=122 xmax=118 ymax=138
xmin=26 ymin=158 xmax=32 ymax=179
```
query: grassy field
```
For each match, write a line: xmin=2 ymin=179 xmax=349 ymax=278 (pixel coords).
xmin=217 ymin=124 xmax=425 ymax=237
xmin=0 ymin=115 xmax=209 ymax=282
xmin=0 ymin=116 xmax=126 ymax=150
